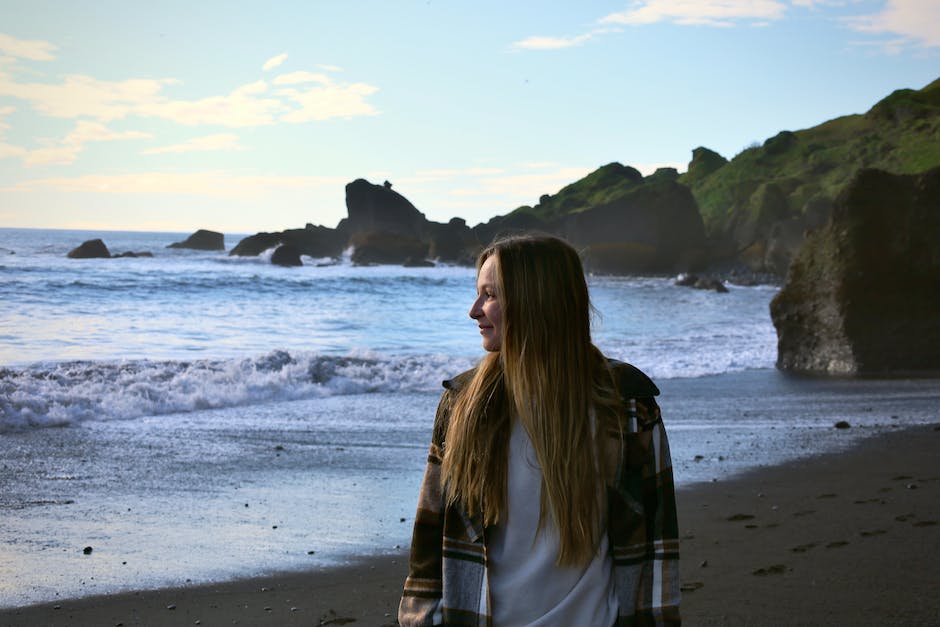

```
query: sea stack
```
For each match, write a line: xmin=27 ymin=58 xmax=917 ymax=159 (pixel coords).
xmin=770 ymin=167 xmax=940 ymax=375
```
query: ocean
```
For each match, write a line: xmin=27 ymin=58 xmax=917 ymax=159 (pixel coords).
xmin=2 ymin=227 xmax=938 ymax=608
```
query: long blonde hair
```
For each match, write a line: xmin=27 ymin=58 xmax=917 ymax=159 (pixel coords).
xmin=441 ymin=234 xmax=620 ymax=567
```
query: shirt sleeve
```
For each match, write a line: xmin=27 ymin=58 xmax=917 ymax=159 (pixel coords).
xmin=611 ymin=396 xmax=682 ymax=626
xmin=398 ymin=391 xmax=453 ymax=626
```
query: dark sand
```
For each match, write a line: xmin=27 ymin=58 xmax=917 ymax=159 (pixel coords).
xmin=2 ymin=424 xmax=938 ymax=626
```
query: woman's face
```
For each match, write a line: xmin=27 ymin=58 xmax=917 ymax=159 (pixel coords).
xmin=469 ymin=255 xmax=503 ymax=352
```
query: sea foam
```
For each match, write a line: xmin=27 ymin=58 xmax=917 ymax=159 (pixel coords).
xmin=0 ymin=350 xmax=474 ymax=431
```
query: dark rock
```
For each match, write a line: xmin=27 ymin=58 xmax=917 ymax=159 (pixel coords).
xmin=770 ymin=167 xmax=940 ymax=375
xmin=83 ymin=546 xmax=93 ymax=554
xmin=350 ymin=231 xmax=428 ymax=265
xmin=230 ymin=225 xmax=344 ymax=259
xmin=67 ymin=239 xmax=110 ymax=259
xmin=675 ymin=273 xmax=699 ymax=287
xmin=271 ymin=244 xmax=303 ymax=267
xmin=340 ymin=178 xmax=427 ymax=237
xmin=230 ymin=232 xmax=282 ymax=256
xmin=427 ymin=219 xmax=480 ymax=264
xmin=675 ymin=274 xmax=727 ymax=292
xmin=563 ymin=176 xmax=707 ymax=274
xmin=472 ymin=211 xmax=550 ymax=247
xmin=167 ymin=229 xmax=224 ymax=251
xmin=834 ymin=421 xmax=851 ymax=429
xmin=581 ymin=242 xmax=660 ymax=274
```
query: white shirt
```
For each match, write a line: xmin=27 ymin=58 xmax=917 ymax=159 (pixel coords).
xmin=487 ymin=418 xmax=619 ymax=626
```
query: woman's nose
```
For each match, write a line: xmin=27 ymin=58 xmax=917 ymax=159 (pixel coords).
xmin=469 ymin=296 xmax=482 ymax=319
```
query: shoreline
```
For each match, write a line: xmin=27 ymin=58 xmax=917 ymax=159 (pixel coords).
xmin=3 ymin=422 xmax=937 ymax=626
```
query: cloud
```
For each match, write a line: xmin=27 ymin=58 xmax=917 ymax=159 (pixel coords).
xmin=513 ymin=0 xmax=791 ymax=51
xmin=0 ymin=105 xmax=25 ymax=160
xmin=278 ymin=79 xmax=379 ymax=122
xmin=23 ymin=120 xmax=152 ymax=166
xmin=138 ymin=80 xmax=287 ymax=127
xmin=3 ymin=171 xmax=348 ymax=197
xmin=512 ymin=30 xmax=608 ymax=50
xmin=600 ymin=0 xmax=787 ymax=27
xmin=0 ymin=32 xmax=57 ymax=61
xmin=844 ymin=0 xmax=940 ymax=49
xmin=0 ymin=143 xmax=26 ymax=159
xmin=1 ymin=65 xmax=379 ymax=128
xmin=263 ymin=53 xmax=288 ymax=71
xmin=0 ymin=72 xmax=178 ymax=121
xmin=272 ymin=71 xmax=332 ymax=86
xmin=142 ymin=133 xmax=243 ymax=155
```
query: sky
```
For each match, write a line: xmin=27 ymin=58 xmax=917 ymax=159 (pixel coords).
xmin=0 ymin=1 xmax=938 ymax=234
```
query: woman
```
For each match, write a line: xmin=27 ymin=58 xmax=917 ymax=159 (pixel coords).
xmin=399 ymin=234 xmax=681 ymax=626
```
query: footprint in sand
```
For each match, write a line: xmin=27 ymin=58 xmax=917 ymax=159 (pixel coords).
xmin=791 ymin=543 xmax=817 ymax=553
xmin=753 ymin=564 xmax=788 ymax=576
xmin=859 ymin=529 xmax=887 ymax=537
xmin=726 ymin=513 xmax=755 ymax=522
xmin=680 ymin=581 xmax=705 ymax=592
xmin=825 ymin=541 xmax=849 ymax=548
xmin=895 ymin=513 xmax=916 ymax=522
xmin=913 ymin=520 xmax=938 ymax=527
xmin=793 ymin=509 xmax=816 ymax=517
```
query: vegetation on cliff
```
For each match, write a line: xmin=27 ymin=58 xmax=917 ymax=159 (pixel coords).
xmin=676 ymin=77 xmax=940 ymax=272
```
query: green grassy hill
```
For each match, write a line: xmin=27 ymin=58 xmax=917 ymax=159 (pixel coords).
xmin=473 ymin=76 xmax=940 ymax=276
xmin=680 ymin=77 xmax=940 ymax=262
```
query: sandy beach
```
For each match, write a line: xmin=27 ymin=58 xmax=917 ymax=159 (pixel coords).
xmin=2 ymin=421 xmax=937 ymax=626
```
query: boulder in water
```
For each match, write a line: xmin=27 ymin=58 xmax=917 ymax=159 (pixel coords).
xmin=67 ymin=239 xmax=111 ymax=259
xmin=167 ymin=229 xmax=224 ymax=251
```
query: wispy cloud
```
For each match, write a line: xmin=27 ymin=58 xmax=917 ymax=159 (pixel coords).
xmin=0 ymin=58 xmax=379 ymax=131
xmin=0 ymin=32 xmax=57 ymax=61
xmin=512 ymin=0 xmax=791 ymax=51
xmin=138 ymin=80 xmax=286 ymax=127
xmin=844 ymin=0 xmax=940 ymax=49
xmin=24 ymin=120 xmax=152 ymax=166
xmin=142 ymin=133 xmax=243 ymax=155
xmin=272 ymin=71 xmax=333 ymax=86
xmin=277 ymin=79 xmax=379 ymax=122
xmin=0 ymin=72 xmax=178 ymax=121
xmin=0 ymin=105 xmax=25 ymax=159
xmin=262 ymin=53 xmax=288 ymax=71
xmin=2 ymin=171 xmax=348 ymax=196
xmin=600 ymin=0 xmax=786 ymax=27
xmin=512 ymin=29 xmax=611 ymax=51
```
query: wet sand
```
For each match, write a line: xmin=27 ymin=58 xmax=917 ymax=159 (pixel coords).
xmin=2 ymin=422 xmax=937 ymax=626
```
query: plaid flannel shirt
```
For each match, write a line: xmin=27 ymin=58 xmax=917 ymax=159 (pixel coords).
xmin=399 ymin=360 xmax=681 ymax=627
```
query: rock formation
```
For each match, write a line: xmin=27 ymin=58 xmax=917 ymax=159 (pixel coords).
xmin=230 ymin=224 xmax=345 ymax=259
xmin=474 ymin=164 xmax=708 ymax=274
xmin=770 ymin=167 xmax=940 ymax=375
xmin=67 ymin=239 xmax=111 ymax=259
xmin=271 ymin=244 xmax=303 ymax=267
xmin=168 ymin=229 xmax=225 ymax=251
